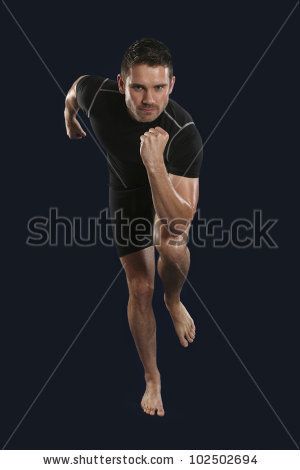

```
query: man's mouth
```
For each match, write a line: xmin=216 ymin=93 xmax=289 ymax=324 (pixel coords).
xmin=140 ymin=107 xmax=156 ymax=112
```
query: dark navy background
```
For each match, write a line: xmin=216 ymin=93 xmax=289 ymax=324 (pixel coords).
xmin=2 ymin=0 xmax=299 ymax=449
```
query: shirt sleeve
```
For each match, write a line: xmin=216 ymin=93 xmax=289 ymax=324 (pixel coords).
xmin=165 ymin=124 xmax=203 ymax=178
xmin=76 ymin=75 xmax=107 ymax=116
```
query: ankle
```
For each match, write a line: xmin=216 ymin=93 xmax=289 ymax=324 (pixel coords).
xmin=164 ymin=293 xmax=180 ymax=307
xmin=144 ymin=370 xmax=161 ymax=385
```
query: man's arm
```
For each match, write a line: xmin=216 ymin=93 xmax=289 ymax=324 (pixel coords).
xmin=64 ymin=75 xmax=88 ymax=139
xmin=140 ymin=126 xmax=199 ymax=232
xmin=148 ymin=165 xmax=199 ymax=229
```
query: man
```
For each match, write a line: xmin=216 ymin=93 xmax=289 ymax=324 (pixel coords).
xmin=64 ymin=38 xmax=203 ymax=417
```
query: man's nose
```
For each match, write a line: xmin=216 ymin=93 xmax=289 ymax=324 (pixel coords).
xmin=142 ymin=90 xmax=155 ymax=105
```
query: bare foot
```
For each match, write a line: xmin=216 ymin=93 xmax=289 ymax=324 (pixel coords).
xmin=164 ymin=295 xmax=196 ymax=347
xmin=141 ymin=376 xmax=165 ymax=417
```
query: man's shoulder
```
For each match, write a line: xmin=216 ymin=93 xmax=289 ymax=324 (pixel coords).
xmin=99 ymin=76 xmax=119 ymax=93
xmin=163 ymin=98 xmax=202 ymax=148
xmin=76 ymin=75 xmax=121 ymax=116
xmin=164 ymin=98 xmax=194 ymax=128
xmin=77 ymin=75 xmax=119 ymax=92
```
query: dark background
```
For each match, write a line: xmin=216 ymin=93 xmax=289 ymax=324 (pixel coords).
xmin=1 ymin=0 xmax=299 ymax=450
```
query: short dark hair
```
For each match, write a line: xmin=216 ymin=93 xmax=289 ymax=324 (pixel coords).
xmin=121 ymin=37 xmax=173 ymax=79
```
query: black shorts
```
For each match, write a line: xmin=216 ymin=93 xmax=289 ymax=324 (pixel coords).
xmin=109 ymin=185 xmax=155 ymax=258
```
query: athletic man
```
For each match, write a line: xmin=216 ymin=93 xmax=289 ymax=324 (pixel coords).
xmin=64 ymin=38 xmax=203 ymax=417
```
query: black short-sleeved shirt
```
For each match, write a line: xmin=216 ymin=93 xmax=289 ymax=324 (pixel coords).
xmin=76 ymin=75 xmax=203 ymax=190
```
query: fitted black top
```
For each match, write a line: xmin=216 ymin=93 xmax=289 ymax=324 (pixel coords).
xmin=76 ymin=75 xmax=203 ymax=190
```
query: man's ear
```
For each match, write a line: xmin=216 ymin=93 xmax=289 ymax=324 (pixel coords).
xmin=169 ymin=75 xmax=176 ymax=94
xmin=117 ymin=73 xmax=125 ymax=94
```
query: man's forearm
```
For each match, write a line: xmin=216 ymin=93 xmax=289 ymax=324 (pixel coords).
xmin=146 ymin=161 xmax=194 ymax=226
xmin=64 ymin=75 xmax=88 ymax=119
xmin=64 ymin=83 xmax=79 ymax=120
xmin=64 ymin=76 xmax=89 ymax=140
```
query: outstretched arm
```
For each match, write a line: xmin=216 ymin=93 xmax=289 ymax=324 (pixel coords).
xmin=64 ymin=76 xmax=88 ymax=139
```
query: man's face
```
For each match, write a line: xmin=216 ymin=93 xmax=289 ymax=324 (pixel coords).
xmin=117 ymin=64 xmax=175 ymax=123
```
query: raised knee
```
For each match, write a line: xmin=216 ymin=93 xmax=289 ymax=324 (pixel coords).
xmin=128 ymin=278 xmax=154 ymax=303
xmin=157 ymin=242 xmax=188 ymax=266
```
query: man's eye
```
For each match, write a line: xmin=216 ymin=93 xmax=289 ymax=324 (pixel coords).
xmin=155 ymin=86 xmax=164 ymax=90
xmin=133 ymin=85 xmax=143 ymax=90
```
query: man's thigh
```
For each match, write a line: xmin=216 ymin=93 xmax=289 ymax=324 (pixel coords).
xmin=120 ymin=246 xmax=155 ymax=286
xmin=109 ymin=185 xmax=155 ymax=258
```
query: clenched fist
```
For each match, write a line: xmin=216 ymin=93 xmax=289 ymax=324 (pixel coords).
xmin=140 ymin=126 xmax=169 ymax=169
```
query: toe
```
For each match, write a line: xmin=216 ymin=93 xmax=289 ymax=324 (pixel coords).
xmin=150 ymin=409 xmax=155 ymax=416
xmin=157 ymin=408 xmax=165 ymax=417
xmin=180 ymin=337 xmax=189 ymax=347
xmin=186 ymin=331 xmax=194 ymax=342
